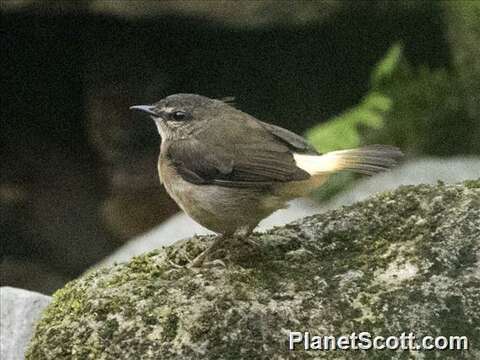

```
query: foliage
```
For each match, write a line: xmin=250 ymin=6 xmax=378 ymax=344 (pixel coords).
xmin=443 ymin=0 xmax=480 ymax=155
xmin=305 ymin=2 xmax=480 ymax=200
xmin=307 ymin=42 xmax=478 ymax=157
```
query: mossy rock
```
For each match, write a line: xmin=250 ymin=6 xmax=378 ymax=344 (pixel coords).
xmin=27 ymin=181 xmax=480 ymax=359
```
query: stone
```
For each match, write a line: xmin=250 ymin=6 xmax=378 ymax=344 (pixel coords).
xmin=1 ymin=287 xmax=52 ymax=360
xmin=97 ymin=157 xmax=480 ymax=267
xmin=26 ymin=180 xmax=480 ymax=359
xmin=0 ymin=257 xmax=68 ymax=295
xmin=322 ymin=156 xmax=480 ymax=210
xmin=96 ymin=198 xmax=321 ymax=268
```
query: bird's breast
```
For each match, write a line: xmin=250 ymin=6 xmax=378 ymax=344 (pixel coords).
xmin=158 ymin=155 xmax=187 ymax=205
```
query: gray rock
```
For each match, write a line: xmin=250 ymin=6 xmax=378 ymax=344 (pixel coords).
xmin=27 ymin=180 xmax=480 ymax=359
xmin=96 ymin=210 xmax=212 ymax=268
xmin=0 ymin=257 xmax=69 ymax=295
xmin=323 ymin=156 xmax=480 ymax=210
xmin=1 ymin=287 xmax=52 ymax=360
xmin=97 ymin=157 xmax=479 ymax=268
xmin=96 ymin=197 xmax=321 ymax=268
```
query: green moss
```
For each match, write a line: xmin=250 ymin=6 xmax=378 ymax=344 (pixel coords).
xmin=464 ymin=179 xmax=480 ymax=189
xmin=162 ymin=313 xmax=179 ymax=342
xmin=100 ymin=318 xmax=119 ymax=340
xmin=27 ymin=181 xmax=480 ymax=359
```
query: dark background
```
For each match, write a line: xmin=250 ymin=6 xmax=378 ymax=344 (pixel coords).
xmin=1 ymin=0 xmax=478 ymax=294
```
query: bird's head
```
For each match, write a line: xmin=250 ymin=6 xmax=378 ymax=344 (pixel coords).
xmin=130 ymin=93 xmax=234 ymax=140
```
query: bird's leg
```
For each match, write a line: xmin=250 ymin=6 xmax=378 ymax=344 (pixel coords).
xmin=189 ymin=225 xmax=257 ymax=268
xmin=232 ymin=225 xmax=258 ymax=247
xmin=189 ymin=234 xmax=226 ymax=268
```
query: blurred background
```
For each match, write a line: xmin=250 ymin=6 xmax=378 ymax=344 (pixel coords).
xmin=1 ymin=0 xmax=479 ymax=295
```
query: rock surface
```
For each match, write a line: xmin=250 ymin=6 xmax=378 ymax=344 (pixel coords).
xmin=1 ymin=287 xmax=52 ymax=360
xmin=27 ymin=180 xmax=480 ymax=359
xmin=96 ymin=197 xmax=320 ymax=268
xmin=322 ymin=156 xmax=480 ymax=210
xmin=0 ymin=257 xmax=68 ymax=295
xmin=98 ymin=157 xmax=480 ymax=267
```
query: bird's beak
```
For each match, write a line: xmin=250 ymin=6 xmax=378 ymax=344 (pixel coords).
xmin=129 ymin=105 xmax=158 ymax=116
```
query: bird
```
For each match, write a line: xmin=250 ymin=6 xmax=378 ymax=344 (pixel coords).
xmin=130 ymin=93 xmax=403 ymax=266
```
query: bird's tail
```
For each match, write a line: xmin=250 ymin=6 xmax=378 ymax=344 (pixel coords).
xmin=293 ymin=145 xmax=403 ymax=176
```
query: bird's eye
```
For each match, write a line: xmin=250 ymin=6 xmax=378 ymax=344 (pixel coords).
xmin=171 ymin=111 xmax=187 ymax=121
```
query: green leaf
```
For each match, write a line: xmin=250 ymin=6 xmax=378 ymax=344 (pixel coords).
xmin=371 ymin=43 xmax=403 ymax=88
xmin=305 ymin=92 xmax=391 ymax=152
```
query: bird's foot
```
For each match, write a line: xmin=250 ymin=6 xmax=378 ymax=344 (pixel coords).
xmin=164 ymin=244 xmax=195 ymax=269
xmin=204 ymin=259 xmax=227 ymax=268
xmin=187 ymin=227 xmax=257 ymax=268
xmin=167 ymin=259 xmax=186 ymax=269
xmin=238 ymin=236 xmax=261 ymax=248
xmin=188 ymin=234 xmax=226 ymax=268
xmin=188 ymin=251 xmax=227 ymax=268
xmin=188 ymin=250 xmax=208 ymax=268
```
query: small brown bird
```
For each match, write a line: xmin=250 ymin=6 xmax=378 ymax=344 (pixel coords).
xmin=131 ymin=94 xmax=402 ymax=266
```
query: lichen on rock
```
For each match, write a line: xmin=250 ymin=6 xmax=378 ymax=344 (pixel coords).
xmin=27 ymin=180 xmax=480 ymax=359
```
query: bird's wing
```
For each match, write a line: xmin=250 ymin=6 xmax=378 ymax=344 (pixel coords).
xmin=167 ymin=124 xmax=311 ymax=188
xmin=258 ymin=121 xmax=320 ymax=155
